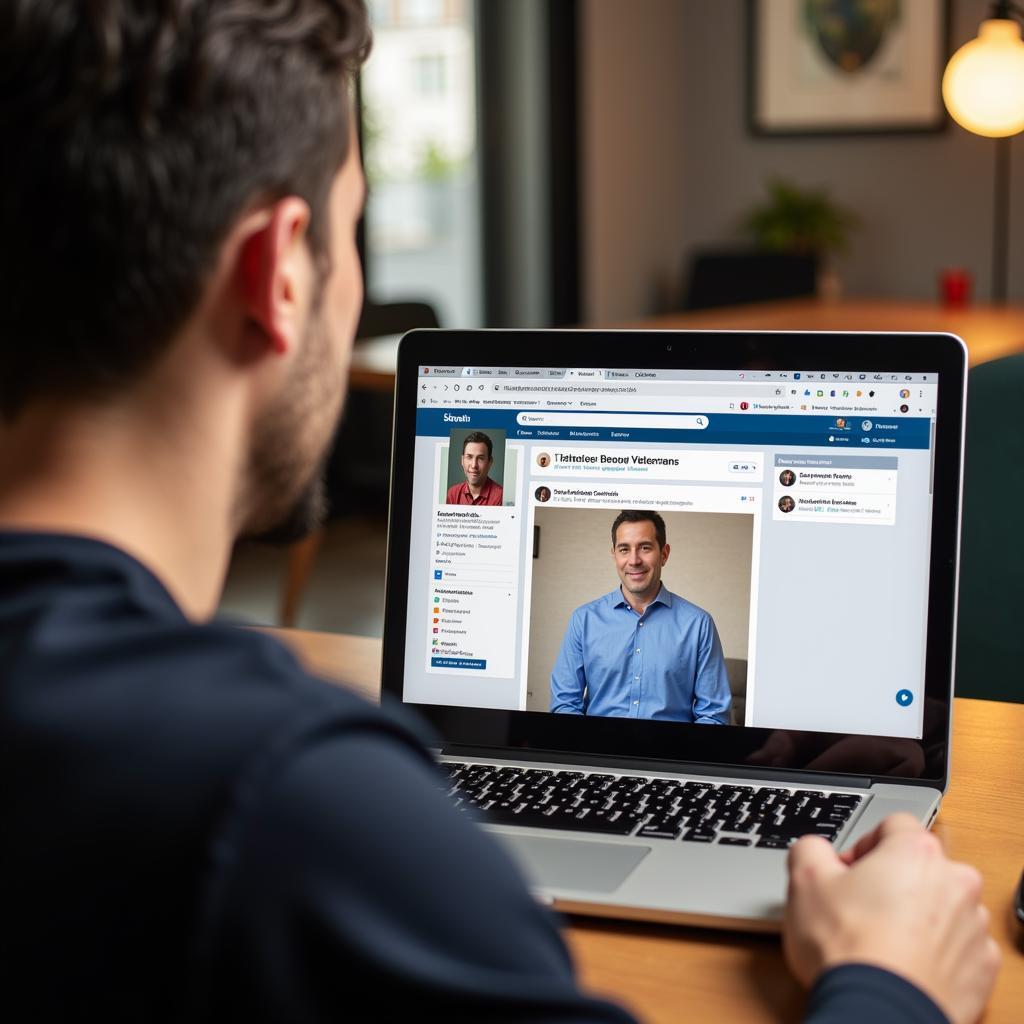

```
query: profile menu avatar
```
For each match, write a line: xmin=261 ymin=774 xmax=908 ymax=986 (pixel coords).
xmin=446 ymin=431 xmax=504 ymax=506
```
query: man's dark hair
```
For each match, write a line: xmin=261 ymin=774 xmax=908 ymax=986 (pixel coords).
xmin=611 ymin=510 xmax=667 ymax=549
xmin=461 ymin=431 xmax=493 ymax=459
xmin=0 ymin=0 xmax=371 ymax=420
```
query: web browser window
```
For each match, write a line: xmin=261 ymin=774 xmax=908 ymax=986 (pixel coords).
xmin=402 ymin=366 xmax=939 ymax=740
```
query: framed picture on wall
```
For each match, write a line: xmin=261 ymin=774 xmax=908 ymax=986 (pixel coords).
xmin=748 ymin=0 xmax=950 ymax=136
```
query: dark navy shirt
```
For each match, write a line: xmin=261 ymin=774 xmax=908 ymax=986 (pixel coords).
xmin=0 ymin=533 xmax=947 ymax=1023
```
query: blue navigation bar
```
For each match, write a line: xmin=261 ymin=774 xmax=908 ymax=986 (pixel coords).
xmin=416 ymin=409 xmax=931 ymax=450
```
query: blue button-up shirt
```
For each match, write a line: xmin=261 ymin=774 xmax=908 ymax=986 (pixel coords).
xmin=549 ymin=586 xmax=731 ymax=723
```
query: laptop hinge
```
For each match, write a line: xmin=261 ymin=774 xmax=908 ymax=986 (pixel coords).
xmin=439 ymin=745 xmax=872 ymax=790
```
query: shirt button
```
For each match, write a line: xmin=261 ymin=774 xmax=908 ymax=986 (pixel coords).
xmin=634 ymin=675 xmax=640 ymax=681
xmin=633 ymin=700 xmax=639 ymax=705
xmin=639 ymin=622 xmax=644 ymax=627
xmin=635 ymin=649 xmax=641 ymax=655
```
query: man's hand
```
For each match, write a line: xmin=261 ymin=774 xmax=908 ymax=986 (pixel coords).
xmin=783 ymin=814 xmax=1000 ymax=1024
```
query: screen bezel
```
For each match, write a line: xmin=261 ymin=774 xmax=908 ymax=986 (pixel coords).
xmin=381 ymin=329 xmax=966 ymax=789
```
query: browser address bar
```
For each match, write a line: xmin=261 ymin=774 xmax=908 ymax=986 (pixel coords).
xmin=517 ymin=412 xmax=709 ymax=429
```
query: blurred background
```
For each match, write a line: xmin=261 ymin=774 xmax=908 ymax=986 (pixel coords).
xmin=220 ymin=1 xmax=1024 ymax=701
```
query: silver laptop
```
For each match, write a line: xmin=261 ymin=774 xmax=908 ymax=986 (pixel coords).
xmin=381 ymin=329 xmax=967 ymax=930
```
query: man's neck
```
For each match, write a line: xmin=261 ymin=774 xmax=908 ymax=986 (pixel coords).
xmin=0 ymin=388 xmax=243 ymax=620
xmin=467 ymin=476 xmax=488 ymax=498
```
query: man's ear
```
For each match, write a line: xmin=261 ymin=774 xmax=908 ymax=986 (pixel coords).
xmin=661 ymin=542 xmax=671 ymax=566
xmin=237 ymin=197 xmax=314 ymax=356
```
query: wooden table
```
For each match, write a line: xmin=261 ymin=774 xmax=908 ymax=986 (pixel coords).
xmin=268 ymin=627 xmax=1024 ymax=1024
xmin=621 ymin=298 xmax=1024 ymax=370
xmin=348 ymin=299 xmax=1024 ymax=392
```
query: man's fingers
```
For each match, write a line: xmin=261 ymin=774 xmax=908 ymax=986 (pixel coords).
xmin=840 ymin=812 xmax=926 ymax=865
xmin=788 ymin=835 xmax=845 ymax=886
xmin=874 ymin=812 xmax=927 ymax=838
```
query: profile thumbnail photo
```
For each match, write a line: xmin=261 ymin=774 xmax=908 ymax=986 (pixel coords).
xmin=526 ymin=507 xmax=753 ymax=726
xmin=438 ymin=428 xmax=516 ymax=507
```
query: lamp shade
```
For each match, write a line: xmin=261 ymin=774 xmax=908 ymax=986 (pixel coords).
xmin=942 ymin=19 xmax=1024 ymax=137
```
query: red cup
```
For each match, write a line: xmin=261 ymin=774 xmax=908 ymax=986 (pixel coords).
xmin=940 ymin=267 xmax=972 ymax=308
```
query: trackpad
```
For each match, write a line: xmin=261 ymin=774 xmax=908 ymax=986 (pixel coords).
xmin=498 ymin=834 xmax=650 ymax=893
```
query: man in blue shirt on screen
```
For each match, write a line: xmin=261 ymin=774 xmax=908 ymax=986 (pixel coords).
xmin=551 ymin=509 xmax=732 ymax=723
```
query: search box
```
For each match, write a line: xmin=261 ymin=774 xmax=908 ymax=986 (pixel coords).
xmin=516 ymin=412 xmax=709 ymax=430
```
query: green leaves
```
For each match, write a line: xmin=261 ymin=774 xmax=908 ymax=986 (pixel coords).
xmin=741 ymin=178 xmax=859 ymax=255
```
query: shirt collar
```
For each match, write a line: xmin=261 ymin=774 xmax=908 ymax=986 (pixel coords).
xmin=460 ymin=477 xmax=493 ymax=500
xmin=609 ymin=584 xmax=671 ymax=611
xmin=0 ymin=530 xmax=186 ymax=622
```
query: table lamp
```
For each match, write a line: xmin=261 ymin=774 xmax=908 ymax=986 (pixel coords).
xmin=941 ymin=2 xmax=1024 ymax=302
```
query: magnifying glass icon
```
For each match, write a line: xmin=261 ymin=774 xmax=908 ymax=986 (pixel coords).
xmin=696 ymin=416 xmax=705 ymax=427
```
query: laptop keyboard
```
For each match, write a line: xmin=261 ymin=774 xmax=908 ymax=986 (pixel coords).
xmin=442 ymin=763 xmax=863 ymax=848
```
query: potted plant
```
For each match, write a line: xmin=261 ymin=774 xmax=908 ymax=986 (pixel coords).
xmin=740 ymin=178 xmax=859 ymax=298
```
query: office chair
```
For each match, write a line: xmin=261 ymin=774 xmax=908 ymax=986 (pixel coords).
xmin=681 ymin=248 xmax=818 ymax=311
xmin=279 ymin=300 xmax=440 ymax=627
xmin=955 ymin=353 xmax=1024 ymax=702
xmin=355 ymin=299 xmax=440 ymax=340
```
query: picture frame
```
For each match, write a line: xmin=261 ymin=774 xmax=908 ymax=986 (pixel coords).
xmin=747 ymin=0 xmax=950 ymax=137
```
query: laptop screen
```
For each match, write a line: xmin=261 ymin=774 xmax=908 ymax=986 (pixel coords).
xmin=383 ymin=331 xmax=965 ymax=783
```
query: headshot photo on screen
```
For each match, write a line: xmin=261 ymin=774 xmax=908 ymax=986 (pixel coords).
xmin=441 ymin=428 xmax=514 ymax=506
xmin=526 ymin=508 xmax=754 ymax=725
xmin=779 ymin=469 xmax=796 ymax=487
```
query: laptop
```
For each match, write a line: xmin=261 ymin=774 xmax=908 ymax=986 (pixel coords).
xmin=381 ymin=329 xmax=967 ymax=930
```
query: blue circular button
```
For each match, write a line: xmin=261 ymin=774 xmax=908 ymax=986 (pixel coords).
xmin=896 ymin=689 xmax=914 ymax=707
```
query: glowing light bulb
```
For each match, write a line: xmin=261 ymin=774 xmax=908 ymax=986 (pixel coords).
xmin=942 ymin=19 xmax=1024 ymax=137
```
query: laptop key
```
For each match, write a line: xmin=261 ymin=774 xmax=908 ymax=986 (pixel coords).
xmin=617 ymin=776 xmax=650 ymax=791
xmin=812 ymin=823 xmax=841 ymax=838
xmin=637 ymin=823 xmax=685 ymax=840
xmin=830 ymin=794 xmax=863 ymax=807
xmin=825 ymin=810 xmax=853 ymax=824
xmin=756 ymin=837 xmax=793 ymax=849
xmin=682 ymin=827 xmax=717 ymax=842
xmin=480 ymin=807 xmax=564 ymax=830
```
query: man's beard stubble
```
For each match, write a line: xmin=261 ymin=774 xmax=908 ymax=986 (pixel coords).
xmin=247 ymin=458 xmax=329 ymax=546
xmin=240 ymin=311 xmax=345 ymax=546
